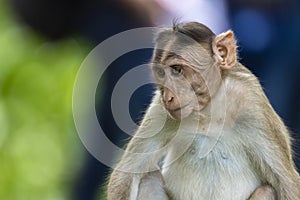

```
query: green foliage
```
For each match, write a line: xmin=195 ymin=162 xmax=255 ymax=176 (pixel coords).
xmin=0 ymin=1 xmax=88 ymax=199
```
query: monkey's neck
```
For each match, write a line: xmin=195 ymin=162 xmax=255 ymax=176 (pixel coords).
xmin=191 ymin=80 xmax=227 ymax=138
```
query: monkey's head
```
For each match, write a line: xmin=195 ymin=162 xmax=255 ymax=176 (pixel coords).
xmin=151 ymin=22 xmax=237 ymax=120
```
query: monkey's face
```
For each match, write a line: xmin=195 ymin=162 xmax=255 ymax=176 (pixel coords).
xmin=152 ymin=62 xmax=211 ymax=120
xmin=151 ymin=24 xmax=226 ymax=120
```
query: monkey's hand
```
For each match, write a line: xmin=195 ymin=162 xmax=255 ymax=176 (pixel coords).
xmin=248 ymin=185 xmax=276 ymax=200
xmin=137 ymin=170 xmax=169 ymax=200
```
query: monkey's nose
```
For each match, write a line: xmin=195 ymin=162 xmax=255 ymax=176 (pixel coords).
xmin=163 ymin=96 xmax=174 ymax=105
xmin=163 ymin=90 xmax=175 ymax=105
xmin=167 ymin=96 xmax=174 ymax=103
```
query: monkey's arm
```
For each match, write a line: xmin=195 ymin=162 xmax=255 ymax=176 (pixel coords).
xmin=255 ymin=144 xmax=300 ymax=200
xmin=107 ymin=95 xmax=170 ymax=200
xmin=108 ymin=169 xmax=168 ymax=200
xmin=242 ymin=112 xmax=300 ymax=200
xmin=108 ymin=170 xmax=168 ymax=200
xmin=248 ymin=185 xmax=276 ymax=200
xmin=107 ymin=134 xmax=167 ymax=200
xmin=137 ymin=170 xmax=169 ymax=200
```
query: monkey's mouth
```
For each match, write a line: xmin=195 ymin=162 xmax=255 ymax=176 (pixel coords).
xmin=166 ymin=103 xmax=193 ymax=120
xmin=167 ymin=102 xmax=190 ymax=112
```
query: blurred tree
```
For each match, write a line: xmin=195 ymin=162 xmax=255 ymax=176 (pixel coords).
xmin=0 ymin=0 xmax=88 ymax=199
xmin=7 ymin=0 xmax=158 ymax=199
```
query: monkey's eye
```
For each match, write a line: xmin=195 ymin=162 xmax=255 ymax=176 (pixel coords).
xmin=170 ymin=65 xmax=182 ymax=76
xmin=155 ymin=67 xmax=165 ymax=78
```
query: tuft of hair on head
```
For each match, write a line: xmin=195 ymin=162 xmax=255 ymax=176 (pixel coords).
xmin=172 ymin=18 xmax=181 ymax=31
xmin=171 ymin=21 xmax=216 ymax=55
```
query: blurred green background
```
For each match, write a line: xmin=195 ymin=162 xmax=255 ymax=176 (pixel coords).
xmin=0 ymin=1 xmax=88 ymax=199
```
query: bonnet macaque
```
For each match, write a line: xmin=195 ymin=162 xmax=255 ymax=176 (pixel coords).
xmin=107 ymin=22 xmax=300 ymax=199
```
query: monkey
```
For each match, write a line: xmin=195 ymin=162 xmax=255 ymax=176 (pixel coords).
xmin=107 ymin=22 xmax=300 ymax=200
xmin=137 ymin=171 xmax=276 ymax=200
xmin=136 ymin=170 xmax=169 ymax=200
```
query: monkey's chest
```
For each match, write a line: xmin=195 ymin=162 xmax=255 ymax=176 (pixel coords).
xmin=162 ymin=140 xmax=261 ymax=200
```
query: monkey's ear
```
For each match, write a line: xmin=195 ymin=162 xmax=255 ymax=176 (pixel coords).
xmin=212 ymin=30 xmax=237 ymax=70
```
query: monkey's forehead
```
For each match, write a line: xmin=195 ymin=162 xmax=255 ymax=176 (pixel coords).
xmin=155 ymin=22 xmax=215 ymax=44
xmin=153 ymin=27 xmax=214 ymax=68
xmin=152 ymin=37 xmax=212 ymax=70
